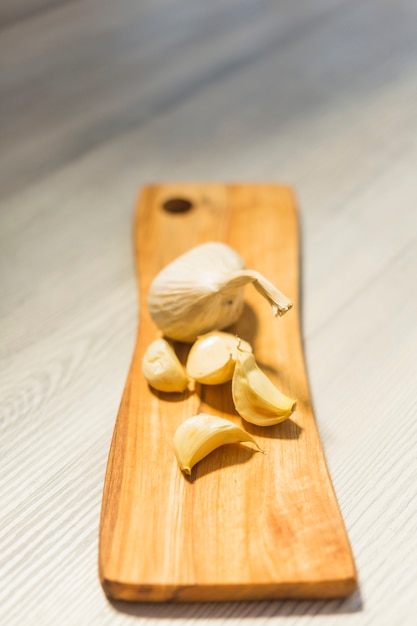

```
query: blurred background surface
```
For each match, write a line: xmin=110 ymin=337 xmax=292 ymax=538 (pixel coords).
xmin=1 ymin=1 xmax=417 ymax=624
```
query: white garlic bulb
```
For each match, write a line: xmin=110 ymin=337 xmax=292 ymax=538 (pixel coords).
xmin=147 ymin=242 xmax=292 ymax=342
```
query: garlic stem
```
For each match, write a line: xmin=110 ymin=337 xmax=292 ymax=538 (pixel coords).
xmin=220 ymin=270 xmax=292 ymax=317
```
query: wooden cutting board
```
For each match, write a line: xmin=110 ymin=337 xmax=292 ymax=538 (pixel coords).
xmin=99 ymin=183 xmax=357 ymax=602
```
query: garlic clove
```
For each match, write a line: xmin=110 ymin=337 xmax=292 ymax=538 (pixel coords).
xmin=186 ymin=331 xmax=252 ymax=385
xmin=173 ymin=413 xmax=262 ymax=475
xmin=147 ymin=242 xmax=292 ymax=342
xmin=232 ymin=349 xmax=296 ymax=426
xmin=142 ymin=338 xmax=189 ymax=393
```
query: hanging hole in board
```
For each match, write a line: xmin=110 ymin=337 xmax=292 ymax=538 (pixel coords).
xmin=162 ymin=197 xmax=193 ymax=213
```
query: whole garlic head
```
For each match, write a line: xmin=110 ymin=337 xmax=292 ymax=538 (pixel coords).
xmin=147 ymin=242 xmax=292 ymax=342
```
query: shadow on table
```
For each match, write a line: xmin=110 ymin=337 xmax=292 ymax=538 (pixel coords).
xmin=109 ymin=588 xmax=363 ymax=618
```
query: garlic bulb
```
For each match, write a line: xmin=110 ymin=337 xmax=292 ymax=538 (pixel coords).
xmin=173 ymin=413 xmax=262 ymax=475
xmin=186 ymin=331 xmax=252 ymax=385
xmin=232 ymin=349 xmax=296 ymax=426
xmin=147 ymin=242 xmax=292 ymax=342
xmin=142 ymin=338 xmax=189 ymax=392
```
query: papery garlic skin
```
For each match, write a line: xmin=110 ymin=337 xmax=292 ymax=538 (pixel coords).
xmin=147 ymin=242 xmax=292 ymax=342
xmin=232 ymin=349 xmax=296 ymax=426
xmin=142 ymin=338 xmax=189 ymax=392
xmin=186 ymin=331 xmax=252 ymax=385
xmin=173 ymin=413 xmax=262 ymax=475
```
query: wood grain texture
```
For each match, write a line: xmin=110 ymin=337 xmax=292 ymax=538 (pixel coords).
xmin=2 ymin=0 xmax=417 ymax=624
xmin=99 ymin=183 xmax=357 ymax=601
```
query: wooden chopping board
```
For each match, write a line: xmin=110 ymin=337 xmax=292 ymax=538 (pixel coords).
xmin=99 ymin=183 xmax=357 ymax=602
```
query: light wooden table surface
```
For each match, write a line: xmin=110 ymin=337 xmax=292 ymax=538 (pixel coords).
xmin=1 ymin=1 xmax=416 ymax=624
